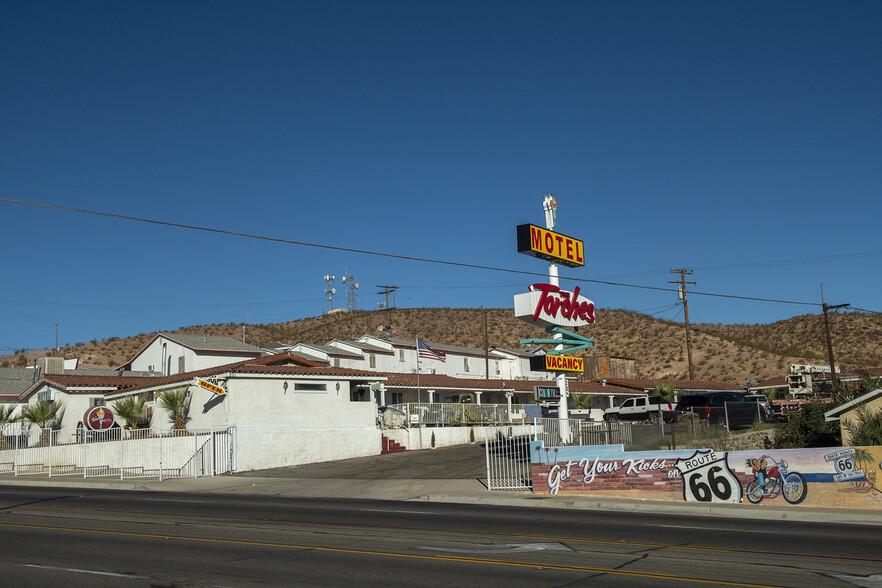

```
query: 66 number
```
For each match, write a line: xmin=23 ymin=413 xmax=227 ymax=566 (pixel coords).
xmin=688 ymin=466 xmax=732 ymax=502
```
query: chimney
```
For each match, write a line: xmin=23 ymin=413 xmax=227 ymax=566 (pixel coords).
xmin=38 ymin=356 xmax=64 ymax=376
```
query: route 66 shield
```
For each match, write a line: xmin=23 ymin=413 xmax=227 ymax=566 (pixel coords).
xmin=676 ymin=450 xmax=742 ymax=503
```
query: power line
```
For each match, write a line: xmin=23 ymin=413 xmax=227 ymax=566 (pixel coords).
xmin=0 ymin=197 xmax=867 ymax=311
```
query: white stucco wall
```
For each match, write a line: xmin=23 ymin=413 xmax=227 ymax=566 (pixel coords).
xmin=139 ymin=374 xmax=382 ymax=469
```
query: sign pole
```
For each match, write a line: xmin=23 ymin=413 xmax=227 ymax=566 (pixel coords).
xmin=543 ymin=195 xmax=571 ymax=443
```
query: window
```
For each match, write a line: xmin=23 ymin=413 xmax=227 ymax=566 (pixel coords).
xmin=90 ymin=398 xmax=106 ymax=408
xmin=399 ymin=349 xmax=405 ymax=362
xmin=178 ymin=356 xmax=185 ymax=373
xmin=495 ymin=361 xmax=500 ymax=375
xmin=294 ymin=383 xmax=327 ymax=392
xmin=463 ymin=358 xmax=469 ymax=373
xmin=369 ymin=354 xmax=376 ymax=368
xmin=334 ymin=358 xmax=340 ymax=367
xmin=391 ymin=392 xmax=404 ymax=404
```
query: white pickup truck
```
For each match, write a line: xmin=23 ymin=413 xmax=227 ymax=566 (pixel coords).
xmin=603 ymin=395 xmax=674 ymax=423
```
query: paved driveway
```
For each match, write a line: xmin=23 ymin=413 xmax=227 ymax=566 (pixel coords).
xmin=241 ymin=442 xmax=488 ymax=480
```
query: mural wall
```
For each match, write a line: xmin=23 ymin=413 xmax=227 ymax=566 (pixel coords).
xmin=530 ymin=442 xmax=882 ymax=509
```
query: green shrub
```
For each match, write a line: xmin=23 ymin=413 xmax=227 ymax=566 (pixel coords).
xmin=774 ymin=401 xmax=841 ymax=449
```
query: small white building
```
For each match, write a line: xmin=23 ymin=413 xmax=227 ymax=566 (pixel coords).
xmin=123 ymin=333 xmax=265 ymax=375
xmin=106 ymin=352 xmax=386 ymax=470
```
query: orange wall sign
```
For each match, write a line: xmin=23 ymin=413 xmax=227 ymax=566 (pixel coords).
xmin=194 ymin=378 xmax=225 ymax=395
xmin=516 ymin=224 xmax=584 ymax=268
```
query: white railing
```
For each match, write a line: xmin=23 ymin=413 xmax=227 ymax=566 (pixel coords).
xmin=484 ymin=426 xmax=533 ymax=490
xmin=0 ymin=426 xmax=235 ymax=480
xmin=531 ymin=418 xmax=632 ymax=447
xmin=385 ymin=403 xmax=525 ymax=427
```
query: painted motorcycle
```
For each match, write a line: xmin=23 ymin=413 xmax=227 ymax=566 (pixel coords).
xmin=745 ymin=455 xmax=808 ymax=505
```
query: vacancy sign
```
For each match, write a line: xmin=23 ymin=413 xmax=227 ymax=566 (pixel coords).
xmin=530 ymin=355 xmax=585 ymax=373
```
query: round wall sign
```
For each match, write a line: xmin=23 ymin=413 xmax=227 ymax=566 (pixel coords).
xmin=84 ymin=406 xmax=115 ymax=431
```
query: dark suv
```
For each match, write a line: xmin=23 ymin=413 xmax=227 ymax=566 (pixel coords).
xmin=674 ymin=391 xmax=759 ymax=429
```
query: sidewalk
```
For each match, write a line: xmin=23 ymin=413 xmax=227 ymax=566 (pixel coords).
xmin=2 ymin=442 xmax=881 ymax=526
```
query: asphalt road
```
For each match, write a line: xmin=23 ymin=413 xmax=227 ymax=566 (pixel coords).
xmin=1 ymin=484 xmax=880 ymax=587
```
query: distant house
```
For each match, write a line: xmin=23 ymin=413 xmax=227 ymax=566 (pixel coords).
xmin=122 ymin=333 xmax=264 ymax=375
xmin=825 ymin=388 xmax=882 ymax=445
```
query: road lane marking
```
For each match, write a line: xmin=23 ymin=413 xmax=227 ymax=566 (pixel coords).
xmin=420 ymin=543 xmax=572 ymax=554
xmin=654 ymin=524 xmax=779 ymax=534
xmin=0 ymin=521 xmax=776 ymax=587
xmin=21 ymin=564 xmax=146 ymax=579
xmin=144 ymin=499 xmax=206 ymax=503
xmin=359 ymin=508 xmax=436 ymax=515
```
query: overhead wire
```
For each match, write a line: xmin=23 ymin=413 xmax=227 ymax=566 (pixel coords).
xmin=1 ymin=197 xmax=873 ymax=312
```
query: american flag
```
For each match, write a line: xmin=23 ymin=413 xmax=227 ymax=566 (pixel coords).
xmin=417 ymin=339 xmax=446 ymax=362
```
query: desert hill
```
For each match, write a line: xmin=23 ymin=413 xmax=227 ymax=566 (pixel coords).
xmin=3 ymin=308 xmax=880 ymax=386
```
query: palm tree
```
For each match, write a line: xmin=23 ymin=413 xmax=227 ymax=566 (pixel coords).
xmin=0 ymin=405 xmax=19 ymax=449
xmin=112 ymin=395 xmax=149 ymax=429
xmin=157 ymin=388 xmax=190 ymax=430
xmin=0 ymin=404 xmax=18 ymax=430
xmin=20 ymin=400 xmax=63 ymax=446
xmin=842 ymin=405 xmax=882 ymax=446
xmin=652 ymin=384 xmax=676 ymax=402
xmin=570 ymin=393 xmax=593 ymax=410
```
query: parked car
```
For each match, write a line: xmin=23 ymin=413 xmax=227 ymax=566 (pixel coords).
xmin=604 ymin=395 xmax=674 ymax=423
xmin=674 ymin=391 xmax=758 ymax=429
xmin=744 ymin=394 xmax=771 ymax=421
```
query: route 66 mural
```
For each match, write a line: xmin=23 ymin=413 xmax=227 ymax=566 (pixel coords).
xmin=676 ymin=450 xmax=742 ymax=503
xmin=531 ymin=441 xmax=882 ymax=509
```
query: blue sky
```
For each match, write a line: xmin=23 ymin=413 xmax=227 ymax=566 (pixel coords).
xmin=1 ymin=1 xmax=880 ymax=352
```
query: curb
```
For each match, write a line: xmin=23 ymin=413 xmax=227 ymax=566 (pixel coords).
xmin=2 ymin=475 xmax=880 ymax=526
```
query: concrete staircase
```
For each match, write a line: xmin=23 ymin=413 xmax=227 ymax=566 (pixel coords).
xmin=380 ymin=435 xmax=406 ymax=454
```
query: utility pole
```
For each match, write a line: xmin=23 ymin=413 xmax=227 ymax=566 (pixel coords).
xmin=670 ymin=269 xmax=696 ymax=381
xmin=820 ymin=284 xmax=849 ymax=394
xmin=376 ymin=285 xmax=398 ymax=310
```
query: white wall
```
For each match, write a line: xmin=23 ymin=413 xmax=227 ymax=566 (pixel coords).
xmin=141 ymin=374 xmax=382 ymax=468
xmin=382 ymin=424 xmax=536 ymax=450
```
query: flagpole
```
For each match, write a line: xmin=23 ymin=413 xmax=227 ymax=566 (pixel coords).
xmin=416 ymin=336 xmax=423 ymax=449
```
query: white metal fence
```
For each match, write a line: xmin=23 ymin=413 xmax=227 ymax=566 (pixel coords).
xmin=484 ymin=427 xmax=533 ymax=491
xmin=485 ymin=418 xmax=632 ymax=491
xmin=534 ymin=418 xmax=632 ymax=448
xmin=386 ymin=403 xmax=525 ymax=427
xmin=0 ymin=426 xmax=235 ymax=480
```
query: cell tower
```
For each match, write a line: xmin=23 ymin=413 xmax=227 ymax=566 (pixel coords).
xmin=323 ymin=275 xmax=336 ymax=313
xmin=342 ymin=273 xmax=359 ymax=312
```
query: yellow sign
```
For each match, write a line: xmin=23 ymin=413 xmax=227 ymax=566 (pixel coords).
xmin=194 ymin=378 xmax=225 ymax=395
xmin=531 ymin=355 xmax=584 ymax=372
xmin=516 ymin=224 xmax=584 ymax=268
